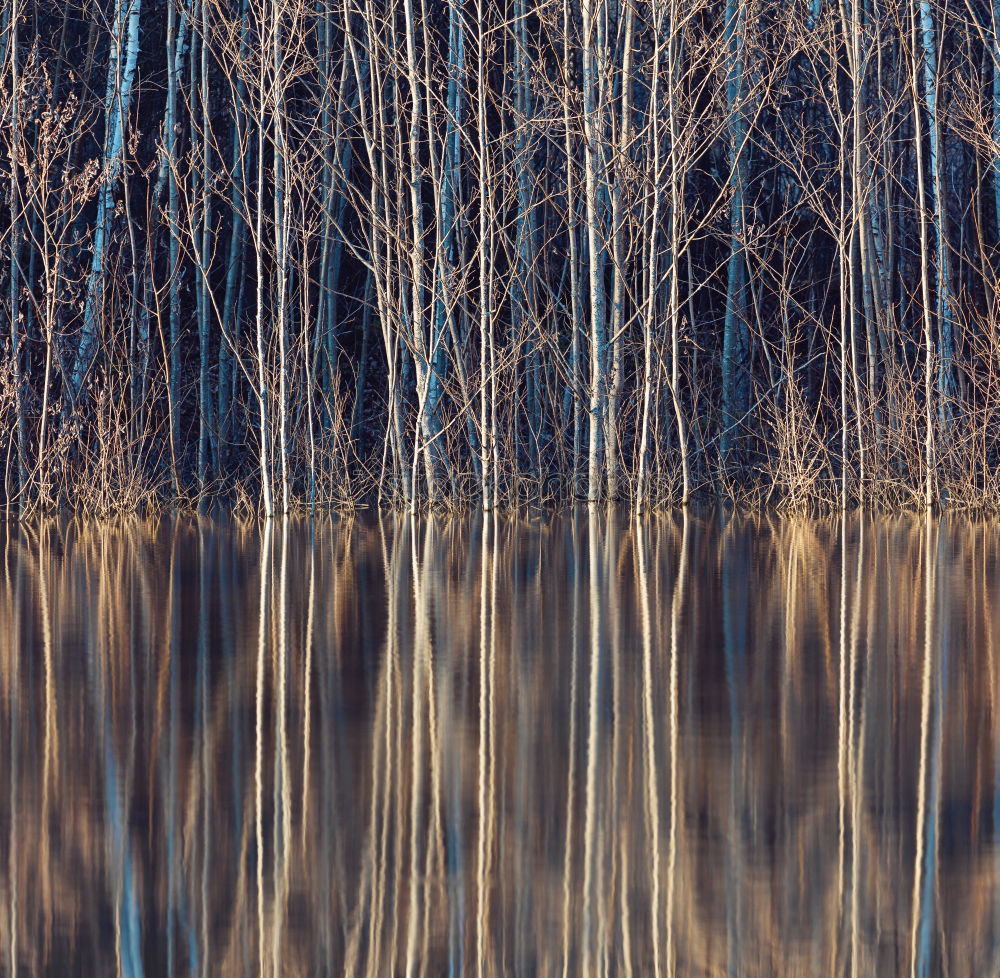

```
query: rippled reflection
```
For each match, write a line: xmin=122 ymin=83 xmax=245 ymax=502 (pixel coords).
xmin=1 ymin=514 xmax=999 ymax=976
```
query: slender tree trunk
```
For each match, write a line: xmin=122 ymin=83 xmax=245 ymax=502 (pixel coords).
xmin=70 ymin=0 xmax=143 ymax=405
xmin=917 ymin=0 xmax=955 ymax=422
xmin=721 ymin=0 xmax=750 ymax=465
xmin=166 ymin=0 xmax=188 ymax=493
xmin=994 ymin=4 xmax=1000 ymax=235
xmin=218 ymin=0 xmax=250 ymax=473
xmin=255 ymin=14 xmax=273 ymax=518
xmin=582 ymin=0 xmax=607 ymax=503
xmin=476 ymin=0 xmax=494 ymax=510
xmin=909 ymin=0 xmax=936 ymax=508
xmin=196 ymin=0 xmax=215 ymax=490
xmin=667 ymin=0 xmax=690 ymax=507
xmin=636 ymin=0 xmax=662 ymax=513
xmin=402 ymin=0 xmax=438 ymax=505
xmin=605 ymin=0 xmax=633 ymax=500
xmin=6 ymin=0 xmax=28 ymax=507
xmin=272 ymin=0 xmax=290 ymax=513
xmin=562 ymin=0 xmax=584 ymax=499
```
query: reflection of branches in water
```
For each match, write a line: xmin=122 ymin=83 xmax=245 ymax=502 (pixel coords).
xmin=1 ymin=516 xmax=1000 ymax=975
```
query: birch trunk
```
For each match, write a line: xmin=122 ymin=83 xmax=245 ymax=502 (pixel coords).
xmin=70 ymin=0 xmax=143 ymax=404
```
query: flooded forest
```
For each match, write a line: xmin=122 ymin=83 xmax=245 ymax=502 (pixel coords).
xmin=2 ymin=0 xmax=1000 ymax=512
xmin=6 ymin=3 xmax=1000 ymax=972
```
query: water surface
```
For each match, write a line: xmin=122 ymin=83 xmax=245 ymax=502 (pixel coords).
xmin=1 ymin=514 xmax=998 ymax=975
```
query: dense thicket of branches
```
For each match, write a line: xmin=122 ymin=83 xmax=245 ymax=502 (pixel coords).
xmin=2 ymin=0 xmax=1000 ymax=513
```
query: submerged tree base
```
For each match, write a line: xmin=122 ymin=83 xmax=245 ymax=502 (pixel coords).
xmin=8 ymin=437 xmax=1000 ymax=519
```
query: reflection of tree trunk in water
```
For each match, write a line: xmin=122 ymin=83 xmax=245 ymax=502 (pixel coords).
xmin=198 ymin=523 xmax=211 ymax=976
xmin=924 ymin=523 xmax=945 ymax=978
xmin=98 ymin=626 xmax=144 ymax=975
xmin=515 ymin=531 xmax=537 ymax=973
xmin=562 ymin=516 xmax=582 ymax=978
xmin=849 ymin=519 xmax=865 ymax=978
xmin=344 ymin=519 xmax=398 ymax=976
xmin=324 ymin=532 xmax=349 ymax=965
xmin=421 ymin=519 xmax=445 ymax=971
xmin=219 ymin=529 xmax=251 ymax=974
xmin=667 ymin=513 xmax=689 ymax=977
xmin=583 ymin=512 xmax=603 ymax=973
xmin=404 ymin=516 xmax=427 ymax=978
xmin=986 ymin=523 xmax=1000 ymax=971
xmin=610 ymin=519 xmax=633 ymax=975
xmin=837 ymin=518 xmax=848 ymax=967
xmin=445 ymin=526 xmax=468 ymax=978
xmin=302 ymin=529 xmax=315 ymax=850
xmin=992 ymin=532 xmax=1000 ymax=973
xmin=910 ymin=518 xmax=943 ymax=978
xmin=385 ymin=520 xmax=409 ymax=973
xmin=341 ymin=603 xmax=378 ymax=972
xmin=599 ymin=520 xmax=615 ymax=967
xmin=722 ymin=519 xmax=747 ymax=977
xmin=487 ymin=517 xmax=498 ymax=976
xmin=477 ymin=512 xmax=496 ymax=978
xmin=477 ymin=514 xmax=489 ymax=977
xmin=272 ymin=523 xmax=291 ymax=977
xmin=7 ymin=553 xmax=20 ymax=977
xmin=255 ymin=521 xmax=272 ymax=976
xmin=40 ymin=525 xmax=56 ymax=948
xmin=636 ymin=517 xmax=661 ymax=978
xmin=832 ymin=516 xmax=867 ymax=976
xmin=164 ymin=525 xmax=186 ymax=978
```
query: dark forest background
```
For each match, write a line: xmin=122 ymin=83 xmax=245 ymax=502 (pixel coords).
xmin=2 ymin=0 xmax=1000 ymax=513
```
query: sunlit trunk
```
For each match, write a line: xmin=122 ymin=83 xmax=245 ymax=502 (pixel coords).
xmin=720 ymin=0 xmax=749 ymax=465
xmin=582 ymin=0 xmax=607 ymax=503
xmin=70 ymin=0 xmax=142 ymax=404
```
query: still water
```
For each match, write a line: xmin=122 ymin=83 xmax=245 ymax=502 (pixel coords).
xmin=0 ymin=514 xmax=997 ymax=976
